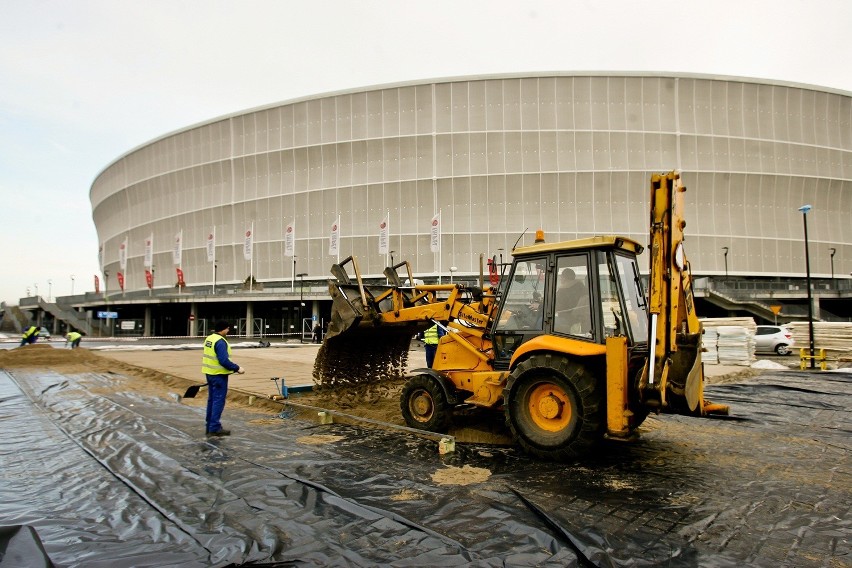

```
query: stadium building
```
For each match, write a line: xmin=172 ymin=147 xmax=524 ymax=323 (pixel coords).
xmin=16 ymin=72 xmax=852 ymax=337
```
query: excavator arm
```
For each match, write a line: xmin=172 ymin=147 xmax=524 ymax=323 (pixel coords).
xmin=643 ymin=171 xmax=728 ymax=416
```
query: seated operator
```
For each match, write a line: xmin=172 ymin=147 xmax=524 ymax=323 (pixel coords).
xmin=555 ymin=268 xmax=586 ymax=312
xmin=555 ymin=268 xmax=591 ymax=336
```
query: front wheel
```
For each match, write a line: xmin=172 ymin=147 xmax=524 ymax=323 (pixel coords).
xmin=504 ymin=354 xmax=603 ymax=460
xmin=400 ymin=375 xmax=452 ymax=432
xmin=775 ymin=343 xmax=791 ymax=356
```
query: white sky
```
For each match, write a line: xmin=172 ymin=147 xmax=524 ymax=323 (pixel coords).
xmin=1 ymin=0 xmax=850 ymax=304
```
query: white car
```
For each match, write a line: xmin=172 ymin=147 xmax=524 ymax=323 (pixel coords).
xmin=755 ymin=325 xmax=794 ymax=355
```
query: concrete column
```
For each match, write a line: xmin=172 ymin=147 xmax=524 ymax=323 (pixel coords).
xmin=246 ymin=302 xmax=254 ymax=338
xmin=143 ymin=306 xmax=152 ymax=337
xmin=189 ymin=302 xmax=198 ymax=336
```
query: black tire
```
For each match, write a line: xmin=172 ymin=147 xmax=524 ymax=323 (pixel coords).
xmin=400 ymin=374 xmax=451 ymax=433
xmin=775 ymin=343 xmax=791 ymax=356
xmin=504 ymin=354 xmax=603 ymax=460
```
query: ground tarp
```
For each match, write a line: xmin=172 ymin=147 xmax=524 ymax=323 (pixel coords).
xmin=0 ymin=368 xmax=849 ymax=567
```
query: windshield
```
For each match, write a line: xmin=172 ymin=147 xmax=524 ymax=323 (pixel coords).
xmin=494 ymin=257 xmax=547 ymax=332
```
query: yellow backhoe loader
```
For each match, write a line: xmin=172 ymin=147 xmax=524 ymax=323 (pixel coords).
xmin=316 ymin=171 xmax=728 ymax=460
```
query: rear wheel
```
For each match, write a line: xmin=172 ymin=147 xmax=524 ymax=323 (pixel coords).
xmin=400 ymin=375 xmax=451 ymax=432
xmin=775 ymin=343 xmax=791 ymax=356
xmin=504 ymin=354 xmax=603 ymax=460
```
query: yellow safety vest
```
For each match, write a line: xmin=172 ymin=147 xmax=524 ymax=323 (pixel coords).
xmin=424 ymin=325 xmax=440 ymax=345
xmin=23 ymin=326 xmax=37 ymax=339
xmin=202 ymin=333 xmax=232 ymax=375
xmin=66 ymin=332 xmax=82 ymax=342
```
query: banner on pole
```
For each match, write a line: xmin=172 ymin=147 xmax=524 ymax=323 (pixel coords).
xmin=284 ymin=222 xmax=295 ymax=257
xmin=206 ymin=229 xmax=215 ymax=263
xmin=430 ymin=213 xmax=441 ymax=253
xmin=176 ymin=267 xmax=186 ymax=287
xmin=172 ymin=231 xmax=182 ymax=265
xmin=329 ymin=220 xmax=339 ymax=256
xmin=117 ymin=272 xmax=125 ymax=291
xmin=378 ymin=216 xmax=389 ymax=255
xmin=145 ymin=269 xmax=153 ymax=289
xmin=119 ymin=238 xmax=128 ymax=270
xmin=94 ymin=275 xmax=100 ymax=294
xmin=243 ymin=226 xmax=253 ymax=260
xmin=143 ymin=234 xmax=153 ymax=268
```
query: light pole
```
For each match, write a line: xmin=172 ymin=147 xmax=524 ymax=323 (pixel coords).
xmin=721 ymin=246 xmax=729 ymax=281
xmin=798 ymin=205 xmax=816 ymax=369
xmin=829 ymin=247 xmax=836 ymax=280
xmin=297 ymin=272 xmax=308 ymax=342
xmin=389 ymin=250 xmax=395 ymax=268
xmin=291 ymin=256 xmax=297 ymax=293
xmin=34 ymin=283 xmax=39 ymax=299
xmin=70 ymin=274 xmax=75 ymax=296
xmin=449 ymin=266 xmax=458 ymax=284
xmin=47 ymin=279 xmax=52 ymax=302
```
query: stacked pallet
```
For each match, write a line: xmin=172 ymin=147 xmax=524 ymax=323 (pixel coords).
xmin=700 ymin=317 xmax=757 ymax=366
xmin=786 ymin=322 xmax=852 ymax=354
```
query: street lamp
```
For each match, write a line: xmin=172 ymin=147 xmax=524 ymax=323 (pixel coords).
xmin=798 ymin=204 xmax=816 ymax=369
xmin=829 ymin=247 xmax=836 ymax=280
xmin=70 ymin=274 xmax=75 ymax=296
xmin=291 ymin=256 xmax=297 ymax=293
xmin=721 ymin=247 xmax=729 ymax=281
xmin=297 ymin=272 xmax=308 ymax=342
xmin=389 ymin=250 xmax=395 ymax=268
xmin=449 ymin=266 xmax=458 ymax=284
xmin=47 ymin=279 xmax=52 ymax=303
xmin=34 ymin=283 xmax=39 ymax=298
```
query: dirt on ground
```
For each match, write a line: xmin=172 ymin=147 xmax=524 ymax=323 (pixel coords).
xmin=0 ymin=343 xmax=763 ymax=448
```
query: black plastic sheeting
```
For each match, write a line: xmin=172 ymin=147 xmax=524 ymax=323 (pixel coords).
xmin=0 ymin=368 xmax=849 ymax=567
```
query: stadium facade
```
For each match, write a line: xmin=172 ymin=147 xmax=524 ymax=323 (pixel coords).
xmin=92 ymin=72 xmax=851 ymax=293
xmin=27 ymin=72 xmax=852 ymax=337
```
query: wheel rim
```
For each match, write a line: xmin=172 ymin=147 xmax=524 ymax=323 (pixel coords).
xmin=408 ymin=389 xmax=435 ymax=423
xmin=526 ymin=382 xmax=573 ymax=432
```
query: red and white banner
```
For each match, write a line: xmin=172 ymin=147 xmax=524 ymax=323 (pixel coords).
xmin=94 ymin=275 xmax=100 ymax=294
xmin=143 ymin=234 xmax=153 ymax=268
xmin=378 ymin=215 xmax=389 ymax=255
xmin=172 ymin=230 xmax=182 ymax=266
xmin=284 ymin=222 xmax=295 ymax=257
xmin=145 ymin=269 xmax=154 ymax=289
xmin=117 ymin=272 xmax=125 ymax=291
xmin=119 ymin=238 xmax=128 ymax=270
xmin=430 ymin=213 xmax=441 ymax=253
xmin=243 ymin=224 xmax=254 ymax=261
xmin=176 ymin=267 xmax=185 ymax=287
xmin=206 ymin=228 xmax=215 ymax=263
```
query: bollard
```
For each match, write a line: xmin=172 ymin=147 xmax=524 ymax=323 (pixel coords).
xmin=438 ymin=437 xmax=455 ymax=455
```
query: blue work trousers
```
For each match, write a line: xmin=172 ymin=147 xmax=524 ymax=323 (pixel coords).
xmin=205 ymin=374 xmax=229 ymax=433
xmin=425 ymin=344 xmax=438 ymax=368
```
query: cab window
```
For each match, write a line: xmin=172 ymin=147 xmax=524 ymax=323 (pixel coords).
xmin=553 ymin=255 xmax=592 ymax=338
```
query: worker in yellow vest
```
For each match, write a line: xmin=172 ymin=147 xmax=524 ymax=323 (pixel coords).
xmin=20 ymin=325 xmax=39 ymax=346
xmin=423 ymin=323 xmax=446 ymax=368
xmin=201 ymin=320 xmax=245 ymax=436
xmin=65 ymin=331 xmax=83 ymax=349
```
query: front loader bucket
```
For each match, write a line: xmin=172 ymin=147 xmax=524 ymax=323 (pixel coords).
xmin=325 ymin=282 xmax=366 ymax=341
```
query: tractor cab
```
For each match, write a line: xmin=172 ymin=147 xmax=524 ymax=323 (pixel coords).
xmin=490 ymin=236 xmax=649 ymax=369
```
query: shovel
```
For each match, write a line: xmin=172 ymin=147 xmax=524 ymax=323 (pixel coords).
xmin=183 ymin=384 xmax=207 ymax=399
